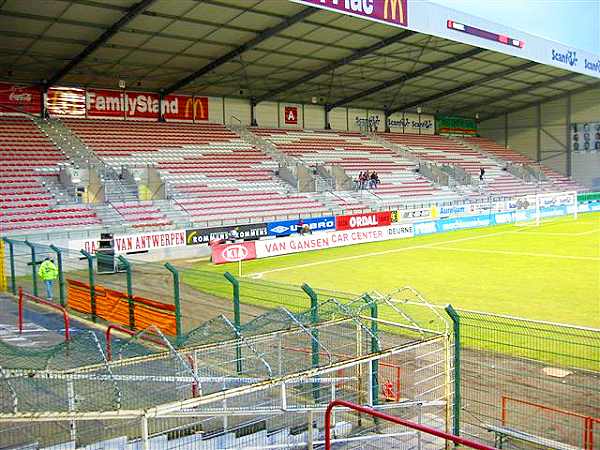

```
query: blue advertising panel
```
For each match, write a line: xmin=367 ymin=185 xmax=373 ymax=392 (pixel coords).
xmin=267 ymin=216 xmax=336 ymax=237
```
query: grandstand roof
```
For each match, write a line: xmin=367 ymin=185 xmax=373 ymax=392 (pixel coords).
xmin=1 ymin=0 xmax=599 ymax=119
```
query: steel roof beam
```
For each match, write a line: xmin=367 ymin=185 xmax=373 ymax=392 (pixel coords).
xmin=326 ymin=47 xmax=485 ymax=111
xmin=162 ymin=7 xmax=317 ymax=96
xmin=480 ymin=79 xmax=600 ymax=121
xmin=254 ymin=30 xmax=415 ymax=104
xmin=388 ymin=61 xmax=538 ymax=114
xmin=450 ymin=72 xmax=581 ymax=116
xmin=46 ymin=0 xmax=156 ymax=87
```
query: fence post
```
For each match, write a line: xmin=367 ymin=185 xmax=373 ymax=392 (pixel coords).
xmin=302 ymin=283 xmax=320 ymax=402
xmin=224 ymin=271 xmax=242 ymax=374
xmin=80 ymin=250 xmax=96 ymax=323
xmin=445 ymin=304 xmax=461 ymax=437
xmin=49 ymin=245 xmax=66 ymax=307
xmin=2 ymin=238 xmax=16 ymax=295
xmin=363 ymin=294 xmax=379 ymax=406
xmin=118 ymin=256 xmax=135 ymax=330
xmin=164 ymin=263 xmax=183 ymax=347
xmin=24 ymin=241 xmax=38 ymax=297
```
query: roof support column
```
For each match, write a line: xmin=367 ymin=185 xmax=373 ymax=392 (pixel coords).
xmin=158 ymin=92 xmax=165 ymax=122
xmin=566 ymin=94 xmax=572 ymax=177
xmin=324 ymin=105 xmax=331 ymax=130
xmin=250 ymin=97 xmax=258 ymax=127
xmin=384 ymin=107 xmax=391 ymax=133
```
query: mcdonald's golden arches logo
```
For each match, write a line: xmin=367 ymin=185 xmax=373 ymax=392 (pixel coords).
xmin=383 ymin=0 xmax=406 ymax=24
xmin=184 ymin=97 xmax=208 ymax=121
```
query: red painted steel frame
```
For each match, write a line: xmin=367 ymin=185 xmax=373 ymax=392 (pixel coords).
xmin=502 ymin=395 xmax=599 ymax=450
xmin=18 ymin=287 xmax=70 ymax=341
xmin=105 ymin=324 xmax=168 ymax=361
xmin=324 ymin=400 xmax=496 ymax=450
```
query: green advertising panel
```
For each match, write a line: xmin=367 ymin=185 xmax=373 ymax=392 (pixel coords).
xmin=436 ymin=115 xmax=478 ymax=136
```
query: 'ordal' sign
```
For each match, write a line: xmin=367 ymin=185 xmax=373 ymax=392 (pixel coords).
xmin=336 ymin=211 xmax=392 ymax=231
xmin=291 ymin=0 xmax=408 ymax=27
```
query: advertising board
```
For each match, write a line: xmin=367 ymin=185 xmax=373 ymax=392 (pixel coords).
xmin=186 ymin=223 xmax=268 ymax=245
xmin=267 ymin=216 xmax=336 ymax=237
xmin=212 ymin=242 xmax=257 ymax=264
xmin=336 ymin=211 xmax=392 ymax=231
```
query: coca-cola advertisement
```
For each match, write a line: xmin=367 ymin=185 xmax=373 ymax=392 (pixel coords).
xmin=0 ymin=83 xmax=41 ymax=114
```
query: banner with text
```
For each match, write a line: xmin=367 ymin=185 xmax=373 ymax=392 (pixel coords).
xmin=186 ymin=223 xmax=268 ymax=245
xmin=436 ymin=115 xmax=478 ymax=136
xmin=336 ymin=211 xmax=392 ymax=231
xmin=212 ymin=241 xmax=257 ymax=264
xmin=0 ymin=83 xmax=41 ymax=115
xmin=70 ymin=229 xmax=186 ymax=255
xmin=267 ymin=216 xmax=336 ymax=237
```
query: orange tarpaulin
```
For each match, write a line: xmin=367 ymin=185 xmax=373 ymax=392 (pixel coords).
xmin=67 ymin=279 xmax=176 ymax=335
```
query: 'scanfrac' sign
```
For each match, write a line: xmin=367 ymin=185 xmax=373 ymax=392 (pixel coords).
xmin=212 ymin=241 xmax=257 ymax=264
xmin=284 ymin=106 xmax=298 ymax=124
xmin=336 ymin=211 xmax=392 ymax=231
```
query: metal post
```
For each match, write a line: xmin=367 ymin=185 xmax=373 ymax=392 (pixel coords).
xmin=445 ymin=304 xmax=461 ymax=437
xmin=2 ymin=238 xmax=16 ymax=295
xmin=566 ymin=94 xmax=572 ymax=177
xmin=67 ymin=380 xmax=77 ymax=442
xmin=324 ymin=105 xmax=331 ymax=130
xmin=224 ymin=272 xmax=242 ymax=374
xmin=384 ymin=108 xmax=391 ymax=133
xmin=164 ymin=263 xmax=183 ymax=346
xmin=363 ymin=294 xmax=379 ymax=406
xmin=141 ymin=415 xmax=149 ymax=450
xmin=24 ymin=241 xmax=38 ymax=297
xmin=80 ymin=250 xmax=96 ymax=322
xmin=118 ymin=256 xmax=135 ymax=330
xmin=302 ymin=283 xmax=320 ymax=402
xmin=250 ymin=97 xmax=258 ymax=127
xmin=307 ymin=410 xmax=314 ymax=450
xmin=49 ymin=245 xmax=66 ymax=307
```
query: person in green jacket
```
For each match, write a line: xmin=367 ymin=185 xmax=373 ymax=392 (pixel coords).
xmin=38 ymin=257 xmax=58 ymax=300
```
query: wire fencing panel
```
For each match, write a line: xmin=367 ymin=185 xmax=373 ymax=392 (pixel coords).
xmin=456 ymin=309 xmax=600 ymax=449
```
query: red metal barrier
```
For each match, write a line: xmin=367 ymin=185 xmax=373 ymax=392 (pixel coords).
xmin=105 ymin=324 xmax=169 ymax=361
xmin=502 ymin=395 xmax=599 ymax=450
xmin=324 ymin=400 xmax=496 ymax=450
xmin=18 ymin=287 xmax=70 ymax=341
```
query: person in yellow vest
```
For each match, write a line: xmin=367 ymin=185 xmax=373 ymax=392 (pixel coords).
xmin=38 ymin=257 xmax=58 ymax=300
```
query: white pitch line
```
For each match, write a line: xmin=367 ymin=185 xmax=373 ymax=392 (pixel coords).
xmin=429 ymin=246 xmax=600 ymax=261
xmin=250 ymin=229 xmax=513 ymax=277
xmin=511 ymin=229 xmax=599 ymax=237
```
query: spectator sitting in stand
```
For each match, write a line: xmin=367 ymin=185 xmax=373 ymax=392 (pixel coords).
xmin=370 ymin=171 xmax=380 ymax=189
xmin=356 ymin=171 xmax=364 ymax=190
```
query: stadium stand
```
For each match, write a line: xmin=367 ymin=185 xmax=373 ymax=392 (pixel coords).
xmin=62 ymin=119 xmax=331 ymax=225
xmin=463 ymin=136 xmax=586 ymax=192
xmin=0 ymin=116 xmax=100 ymax=233
xmin=378 ymin=132 xmax=574 ymax=197
xmin=250 ymin=128 xmax=460 ymax=205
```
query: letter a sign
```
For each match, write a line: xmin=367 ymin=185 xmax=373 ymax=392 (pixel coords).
xmin=284 ymin=106 xmax=298 ymax=125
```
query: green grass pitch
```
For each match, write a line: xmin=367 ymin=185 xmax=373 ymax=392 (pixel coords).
xmin=194 ymin=213 xmax=600 ymax=329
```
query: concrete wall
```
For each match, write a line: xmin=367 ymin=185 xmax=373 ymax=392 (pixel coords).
xmin=479 ymin=87 xmax=600 ymax=188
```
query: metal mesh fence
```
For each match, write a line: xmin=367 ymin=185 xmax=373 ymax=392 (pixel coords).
xmin=455 ymin=309 xmax=600 ymax=450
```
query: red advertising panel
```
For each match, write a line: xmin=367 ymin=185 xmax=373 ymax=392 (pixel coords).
xmin=336 ymin=211 xmax=392 ymax=231
xmin=284 ymin=106 xmax=298 ymax=124
xmin=0 ymin=83 xmax=41 ymax=114
xmin=124 ymin=91 xmax=160 ymax=120
xmin=212 ymin=241 xmax=257 ymax=264
xmin=46 ymin=86 xmax=86 ymax=117
xmin=86 ymin=89 xmax=126 ymax=118
xmin=164 ymin=95 xmax=208 ymax=122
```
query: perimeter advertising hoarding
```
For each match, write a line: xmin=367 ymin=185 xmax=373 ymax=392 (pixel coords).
xmin=267 ymin=216 xmax=336 ymax=237
xmin=212 ymin=223 xmax=414 ymax=263
xmin=186 ymin=223 xmax=268 ymax=245
xmin=212 ymin=241 xmax=257 ymax=264
xmin=336 ymin=211 xmax=392 ymax=231
xmin=70 ymin=229 xmax=187 ymax=255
